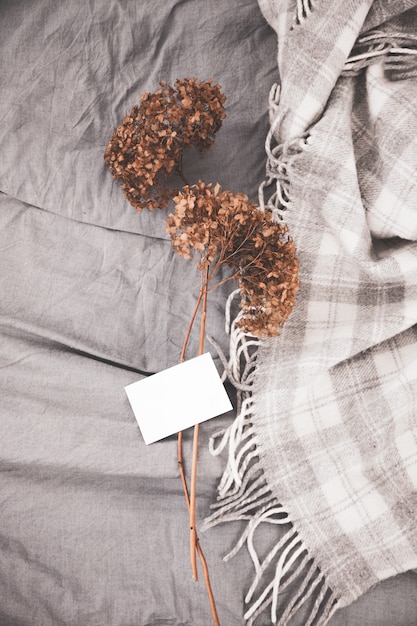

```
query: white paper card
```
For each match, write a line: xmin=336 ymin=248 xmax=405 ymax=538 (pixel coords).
xmin=125 ymin=353 xmax=233 ymax=444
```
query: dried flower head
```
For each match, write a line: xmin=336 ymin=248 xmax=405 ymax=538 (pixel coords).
xmin=104 ymin=78 xmax=226 ymax=211
xmin=166 ymin=180 xmax=250 ymax=266
xmin=234 ymin=213 xmax=299 ymax=337
xmin=166 ymin=181 xmax=299 ymax=336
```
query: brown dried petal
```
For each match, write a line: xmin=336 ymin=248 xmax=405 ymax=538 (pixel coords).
xmin=104 ymin=79 xmax=226 ymax=211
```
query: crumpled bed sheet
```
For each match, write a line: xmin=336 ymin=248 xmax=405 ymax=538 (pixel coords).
xmin=0 ymin=0 xmax=416 ymax=624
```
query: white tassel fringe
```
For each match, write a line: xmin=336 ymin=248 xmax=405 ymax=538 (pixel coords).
xmin=204 ymin=292 xmax=338 ymax=625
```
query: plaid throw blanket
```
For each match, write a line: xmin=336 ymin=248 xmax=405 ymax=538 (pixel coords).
xmin=206 ymin=1 xmax=417 ymax=624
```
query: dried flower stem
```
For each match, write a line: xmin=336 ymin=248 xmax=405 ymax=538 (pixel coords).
xmin=180 ymin=288 xmax=204 ymax=363
xmin=173 ymin=173 xmax=207 ymax=581
xmin=177 ymin=264 xmax=219 ymax=625
xmin=177 ymin=431 xmax=188 ymax=501
xmin=189 ymin=264 xmax=209 ymax=578
xmin=174 ymin=172 xmax=208 ymax=584
xmin=177 ymin=428 xmax=220 ymax=626
xmin=190 ymin=421 xmax=200 ymax=579
xmin=196 ymin=541 xmax=220 ymax=626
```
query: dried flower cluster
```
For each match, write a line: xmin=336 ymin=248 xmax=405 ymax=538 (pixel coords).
xmin=104 ymin=78 xmax=299 ymax=337
xmin=104 ymin=78 xmax=226 ymax=211
xmin=234 ymin=214 xmax=299 ymax=337
xmin=166 ymin=181 xmax=299 ymax=337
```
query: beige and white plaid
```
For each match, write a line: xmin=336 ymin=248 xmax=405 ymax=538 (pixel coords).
xmin=208 ymin=1 xmax=417 ymax=624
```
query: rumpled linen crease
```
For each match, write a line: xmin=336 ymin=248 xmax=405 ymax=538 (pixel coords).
xmin=0 ymin=1 xmax=283 ymax=625
xmin=207 ymin=1 xmax=417 ymax=624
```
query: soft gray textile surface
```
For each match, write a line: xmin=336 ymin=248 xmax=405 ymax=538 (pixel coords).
xmin=0 ymin=0 xmax=277 ymax=373
xmin=1 ymin=0 xmax=416 ymax=624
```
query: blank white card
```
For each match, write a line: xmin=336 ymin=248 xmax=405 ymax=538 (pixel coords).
xmin=125 ymin=353 xmax=233 ymax=444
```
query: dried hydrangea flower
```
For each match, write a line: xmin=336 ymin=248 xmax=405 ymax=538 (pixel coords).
xmin=104 ymin=80 xmax=300 ymax=620
xmin=166 ymin=181 xmax=299 ymax=337
xmin=234 ymin=215 xmax=299 ymax=337
xmin=104 ymin=78 xmax=226 ymax=211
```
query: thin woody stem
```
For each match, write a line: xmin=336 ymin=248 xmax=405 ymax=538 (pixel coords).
xmin=177 ymin=436 xmax=220 ymax=626
xmin=190 ymin=423 xmax=200 ymax=580
xmin=178 ymin=272 xmax=204 ymax=502
xmin=177 ymin=279 xmax=203 ymax=522
xmin=176 ymin=263 xmax=220 ymax=626
xmin=177 ymin=431 xmax=189 ymax=503
xmin=196 ymin=542 xmax=220 ymax=626
xmin=180 ymin=288 xmax=204 ymax=363
xmin=190 ymin=264 xmax=209 ymax=580
xmin=199 ymin=266 xmax=210 ymax=355
xmin=174 ymin=167 xmax=220 ymax=623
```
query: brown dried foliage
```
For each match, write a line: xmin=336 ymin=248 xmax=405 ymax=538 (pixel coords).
xmin=104 ymin=78 xmax=299 ymax=337
xmin=166 ymin=182 xmax=299 ymax=337
xmin=104 ymin=78 xmax=226 ymax=211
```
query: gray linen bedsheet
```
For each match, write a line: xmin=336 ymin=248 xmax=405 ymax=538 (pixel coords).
xmin=1 ymin=0 xmax=416 ymax=624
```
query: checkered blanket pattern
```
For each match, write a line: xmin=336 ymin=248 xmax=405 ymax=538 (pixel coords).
xmin=214 ymin=0 xmax=417 ymax=621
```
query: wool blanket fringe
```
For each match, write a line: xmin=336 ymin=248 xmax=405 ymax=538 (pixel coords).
xmin=204 ymin=298 xmax=338 ymax=625
xmin=207 ymin=2 xmax=417 ymax=623
xmin=343 ymin=28 xmax=417 ymax=79
xmin=295 ymin=0 xmax=317 ymax=26
xmin=204 ymin=65 xmax=340 ymax=622
xmin=258 ymin=84 xmax=310 ymax=222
